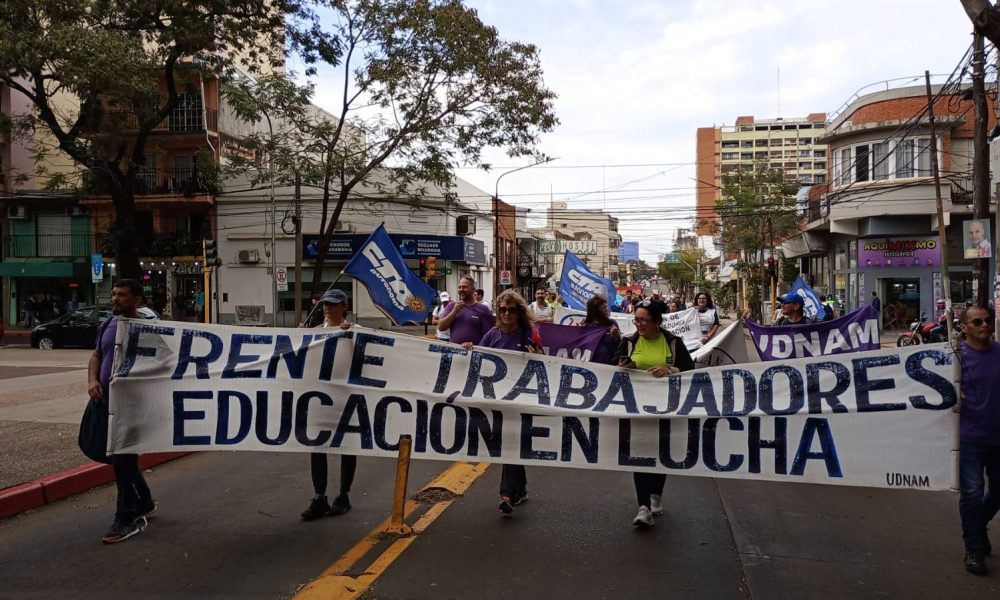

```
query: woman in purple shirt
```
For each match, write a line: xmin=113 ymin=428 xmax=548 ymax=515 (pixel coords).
xmin=465 ymin=290 xmax=541 ymax=516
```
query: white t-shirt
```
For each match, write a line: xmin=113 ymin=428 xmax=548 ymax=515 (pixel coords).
xmin=697 ymin=308 xmax=719 ymax=335
xmin=432 ymin=304 xmax=450 ymax=340
xmin=529 ymin=302 xmax=554 ymax=321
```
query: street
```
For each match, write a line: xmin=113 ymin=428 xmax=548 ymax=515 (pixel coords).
xmin=0 ymin=337 xmax=996 ymax=599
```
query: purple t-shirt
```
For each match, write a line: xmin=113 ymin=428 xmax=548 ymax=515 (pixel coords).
xmin=479 ymin=327 xmax=540 ymax=352
xmin=441 ymin=301 xmax=496 ymax=345
xmin=960 ymin=341 xmax=1000 ymax=444
xmin=96 ymin=316 xmax=118 ymax=399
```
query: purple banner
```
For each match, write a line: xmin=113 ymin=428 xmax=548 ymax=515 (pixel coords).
xmin=747 ymin=305 xmax=880 ymax=361
xmin=536 ymin=323 xmax=608 ymax=362
xmin=858 ymin=236 xmax=940 ymax=268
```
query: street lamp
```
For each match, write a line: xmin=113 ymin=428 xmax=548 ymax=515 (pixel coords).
xmin=493 ymin=157 xmax=558 ymax=291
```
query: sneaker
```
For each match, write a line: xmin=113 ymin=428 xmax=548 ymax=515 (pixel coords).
xmin=329 ymin=494 xmax=351 ymax=517
xmin=301 ymin=495 xmax=331 ymax=521
xmin=101 ymin=517 xmax=145 ymax=544
xmin=632 ymin=506 xmax=654 ymax=528
xmin=137 ymin=498 xmax=157 ymax=518
xmin=498 ymin=496 xmax=514 ymax=515
xmin=650 ymin=494 xmax=664 ymax=516
xmin=965 ymin=550 xmax=987 ymax=575
xmin=511 ymin=491 xmax=528 ymax=506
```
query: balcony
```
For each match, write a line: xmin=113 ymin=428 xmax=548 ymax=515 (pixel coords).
xmin=84 ymin=168 xmax=220 ymax=197
xmin=4 ymin=234 xmax=95 ymax=259
xmin=95 ymin=232 xmax=205 ymax=258
xmin=82 ymin=107 xmax=218 ymax=134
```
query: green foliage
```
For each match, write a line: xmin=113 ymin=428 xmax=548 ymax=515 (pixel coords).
xmin=657 ymin=249 xmax=703 ymax=298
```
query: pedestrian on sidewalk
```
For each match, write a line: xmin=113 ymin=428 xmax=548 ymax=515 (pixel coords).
xmin=467 ymin=290 xmax=541 ymax=516
xmin=23 ymin=293 xmax=37 ymax=328
xmin=301 ymin=289 xmax=358 ymax=521
xmin=957 ymin=305 xmax=1000 ymax=575
xmin=87 ymin=279 xmax=156 ymax=544
xmin=615 ymin=300 xmax=694 ymax=529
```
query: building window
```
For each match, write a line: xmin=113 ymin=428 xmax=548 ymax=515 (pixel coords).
xmin=755 ymin=139 xmax=769 ymax=147
xmin=721 ymin=152 xmax=739 ymax=160
xmin=799 ymin=149 xmax=812 ymax=157
xmin=741 ymin=152 xmax=753 ymax=160
xmin=814 ymin=161 xmax=826 ymax=170
xmin=721 ymin=140 xmax=739 ymax=148
xmin=814 ymin=173 xmax=827 ymax=184
xmin=741 ymin=140 xmax=753 ymax=148
xmin=854 ymin=145 xmax=870 ymax=182
xmin=836 ymin=147 xmax=852 ymax=184
xmin=814 ymin=149 xmax=826 ymax=158
xmin=872 ymin=142 xmax=890 ymax=180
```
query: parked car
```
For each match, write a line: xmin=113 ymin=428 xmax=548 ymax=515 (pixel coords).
xmin=31 ymin=305 xmax=158 ymax=350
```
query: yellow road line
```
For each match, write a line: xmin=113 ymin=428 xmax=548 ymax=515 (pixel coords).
xmin=294 ymin=461 xmax=489 ymax=600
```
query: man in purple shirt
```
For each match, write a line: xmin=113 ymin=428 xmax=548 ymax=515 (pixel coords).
xmin=436 ymin=276 xmax=495 ymax=345
xmin=958 ymin=305 xmax=1000 ymax=574
xmin=87 ymin=279 xmax=155 ymax=544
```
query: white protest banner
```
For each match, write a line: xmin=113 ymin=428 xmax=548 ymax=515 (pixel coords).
xmin=108 ymin=320 xmax=959 ymax=490
xmin=691 ymin=321 xmax=751 ymax=368
xmin=555 ymin=306 xmax=703 ymax=350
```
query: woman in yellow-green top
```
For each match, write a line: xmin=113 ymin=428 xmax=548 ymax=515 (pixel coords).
xmin=615 ymin=299 xmax=695 ymax=528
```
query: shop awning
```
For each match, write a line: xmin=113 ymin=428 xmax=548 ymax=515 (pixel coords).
xmin=0 ymin=259 xmax=89 ymax=278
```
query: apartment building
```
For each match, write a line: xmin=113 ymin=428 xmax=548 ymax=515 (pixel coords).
xmin=545 ymin=201 xmax=621 ymax=281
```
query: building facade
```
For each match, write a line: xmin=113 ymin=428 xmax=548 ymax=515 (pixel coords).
xmin=782 ymin=83 xmax=997 ymax=325
xmin=545 ymin=201 xmax=621 ymax=281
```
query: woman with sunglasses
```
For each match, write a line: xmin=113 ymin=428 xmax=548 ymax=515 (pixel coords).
xmin=694 ymin=292 xmax=720 ymax=347
xmin=615 ymin=299 xmax=694 ymax=528
xmin=466 ymin=290 xmax=542 ymax=516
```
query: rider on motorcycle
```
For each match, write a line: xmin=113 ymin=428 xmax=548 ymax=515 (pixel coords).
xmin=928 ymin=299 xmax=948 ymax=341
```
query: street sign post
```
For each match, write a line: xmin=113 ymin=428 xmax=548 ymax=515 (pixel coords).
xmin=276 ymin=267 xmax=288 ymax=291
xmin=663 ymin=253 xmax=682 ymax=264
xmin=500 ymin=270 xmax=512 ymax=285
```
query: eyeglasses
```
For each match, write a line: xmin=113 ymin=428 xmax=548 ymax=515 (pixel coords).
xmin=498 ymin=306 xmax=518 ymax=314
xmin=966 ymin=317 xmax=994 ymax=327
xmin=633 ymin=317 xmax=653 ymax=325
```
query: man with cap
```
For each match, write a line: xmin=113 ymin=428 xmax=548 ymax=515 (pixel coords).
xmin=301 ymin=288 xmax=359 ymax=520
xmin=774 ymin=292 xmax=815 ymax=326
xmin=431 ymin=291 xmax=451 ymax=341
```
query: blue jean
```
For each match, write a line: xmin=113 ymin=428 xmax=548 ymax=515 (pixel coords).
xmin=113 ymin=454 xmax=151 ymax=522
xmin=959 ymin=441 xmax=1000 ymax=552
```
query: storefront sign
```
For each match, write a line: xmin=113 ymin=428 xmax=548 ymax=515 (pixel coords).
xmin=91 ymin=254 xmax=104 ymax=283
xmin=538 ymin=240 xmax=598 ymax=255
xmin=858 ymin=236 xmax=940 ymax=268
xmin=303 ymin=233 xmax=486 ymax=264
xmin=173 ymin=263 xmax=203 ymax=275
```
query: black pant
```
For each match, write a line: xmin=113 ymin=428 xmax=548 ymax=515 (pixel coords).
xmin=499 ymin=464 xmax=527 ymax=498
xmin=633 ymin=473 xmax=665 ymax=508
xmin=113 ymin=454 xmax=151 ymax=522
xmin=310 ymin=453 xmax=357 ymax=496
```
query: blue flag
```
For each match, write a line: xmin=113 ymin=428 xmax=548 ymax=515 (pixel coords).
xmin=788 ymin=274 xmax=827 ymax=321
xmin=558 ymin=251 xmax=617 ymax=310
xmin=344 ymin=224 xmax=437 ymax=325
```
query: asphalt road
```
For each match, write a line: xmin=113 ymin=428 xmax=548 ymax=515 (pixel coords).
xmin=2 ymin=451 xmax=999 ymax=600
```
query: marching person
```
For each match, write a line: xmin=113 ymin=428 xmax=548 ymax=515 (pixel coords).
xmin=301 ymin=289 xmax=358 ymax=521
xmin=437 ymin=276 xmax=496 ymax=345
xmin=615 ymin=299 xmax=694 ymax=528
xmin=957 ymin=305 xmax=1000 ymax=575
xmin=528 ymin=287 xmax=554 ymax=323
xmin=583 ymin=294 xmax=619 ymax=365
xmin=431 ymin=291 xmax=452 ymax=341
xmin=773 ymin=293 xmax=816 ymax=326
xmin=87 ymin=279 xmax=156 ymax=543
xmin=464 ymin=290 xmax=541 ymax=516
xmin=694 ymin=292 xmax=720 ymax=346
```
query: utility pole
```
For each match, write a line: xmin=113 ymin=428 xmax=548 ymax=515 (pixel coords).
xmin=973 ymin=32 xmax=991 ymax=307
xmin=926 ymin=71 xmax=955 ymax=342
xmin=293 ymin=173 xmax=303 ymax=325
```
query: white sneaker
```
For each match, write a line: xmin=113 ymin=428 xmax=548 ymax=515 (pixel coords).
xmin=632 ymin=505 xmax=654 ymax=528
xmin=650 ymin=494 xmax=663 ymax=516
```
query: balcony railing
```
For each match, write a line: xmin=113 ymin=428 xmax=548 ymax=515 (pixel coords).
xmin=4 ymin=234 xmax=95 ymax=259
xmin=85 ymin=168 xmax=218 ymax=196
xmin=83 ymin=108 xmax=218 ymax=133
xmin=95 ymin=232 xmax=205 ymax=258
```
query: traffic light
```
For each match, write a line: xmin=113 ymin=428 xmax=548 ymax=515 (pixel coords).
xmin=766 ymin=256 xmax=776 ymax=278
xmin=203 ymin=239 xmax=219 ymax=266
xmin=419 ymin=258 xmax=427 ymax=278
xmin=426 ymin=256 xmax=437 ymax=278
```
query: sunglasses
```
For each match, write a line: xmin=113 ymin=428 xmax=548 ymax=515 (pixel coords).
xmin=498 ymin=306 xmax=519 ymax=314
xmin=966 ymin=317 xmax=994 ymax=327
xmin=637 ymin=300 xmax=652 ymax=308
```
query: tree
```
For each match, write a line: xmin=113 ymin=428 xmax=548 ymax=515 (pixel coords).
xmin=0 ymin=0 xmax=328 ymax=278
xmin=657 ymin=249 xmax=702 ymax=300
xmin=715 ymin=163 xmax=800 ymax=320
xmin=226 ymin=0 xmax=558 ymax=295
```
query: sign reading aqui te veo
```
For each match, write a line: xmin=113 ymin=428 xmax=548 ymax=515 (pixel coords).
xmin=108 ymin=320 xmax=958 ymax=490
xmin=538 ymin=240 xmax=598 ymax=255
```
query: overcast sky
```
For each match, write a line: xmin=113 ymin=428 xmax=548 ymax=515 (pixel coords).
xmin=304 ymin=1 xmax=979 ymax=263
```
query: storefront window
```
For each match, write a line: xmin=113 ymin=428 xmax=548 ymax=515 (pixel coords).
xmin=950 ymin=273 xmax=974 ymax=305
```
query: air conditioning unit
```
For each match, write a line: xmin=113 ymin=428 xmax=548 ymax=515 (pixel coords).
xmin=456 ymin=215 xmax=476 ymax=236
xmin=7 ymin=205 xmax=27 ymax=219
xmin=66 ymin=205 xmax=88 ymax=217
xmin=334 ymin=220 xmax=348 ymax=232
xmin=237 ymin=249 xmax=260 ymax=264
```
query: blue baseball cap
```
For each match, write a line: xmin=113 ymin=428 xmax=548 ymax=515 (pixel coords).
xmin=777 ymin=293 xmax=804 ymax=306
xmin=320 ymin=289 xmax=348 ymax=305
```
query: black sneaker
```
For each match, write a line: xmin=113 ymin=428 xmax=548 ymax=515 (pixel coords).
xmin=101 ymin=517 xmax=145 ymax=544
xmin=965 ymin=550 xmax=987 ymax=575
xmin=301 ymin=495 xmax=331 ymax=521
xmin=498 ymin=496 xmax=513 ymax=515
xmin=329 ymin=494 xmax=351 ymax=517
xmin=137 ymin=498 xmax=157 ymax=518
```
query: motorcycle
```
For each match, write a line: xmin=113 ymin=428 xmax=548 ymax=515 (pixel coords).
xmin=896 ymin=312 xmax=956 ymax=346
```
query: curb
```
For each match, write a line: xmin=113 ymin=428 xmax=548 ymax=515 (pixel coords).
xmin=0 ymin=452 xmax=189 ymax=520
